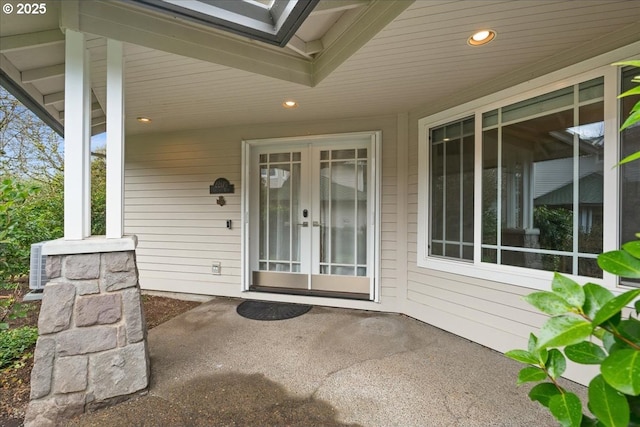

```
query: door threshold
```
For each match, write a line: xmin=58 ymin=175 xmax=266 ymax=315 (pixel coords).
xmin=249 ymin=285 xmax=371 ymax=301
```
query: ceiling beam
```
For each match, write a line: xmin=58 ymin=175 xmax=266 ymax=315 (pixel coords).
xmin=313 ymin=0 xmax=414 ymax=85
xmin=0 ymin=56 xmax=63 ymax=136
xmin=59 ymin=102 xmax=103 ymax=120
xmin=21 ymin=64 xmax=65 ymax=83
xmin=286 ymin=35 xmax=312 ymax=58
xmin=0 ymin=29 xmax=65 ymax=53
xmin=44 ymin=91 xmax=65 ymax=105
xmin=287 ymin=35 xmax=324 ymax=58
xmin=92 ymin=115 xmax=106 ymax=126
xmin=306 ymin=39 xmax=324 ymax=55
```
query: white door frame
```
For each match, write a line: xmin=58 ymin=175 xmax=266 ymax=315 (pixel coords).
xmin=241 ymin=131 xmax=381 ymax=302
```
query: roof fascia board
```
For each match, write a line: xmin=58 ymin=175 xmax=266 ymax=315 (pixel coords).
xmin=0 ymin=29 xmax=65 ymax=53
xmin=312 ymin=0 xmax=414 ymax=86
xmin=67 ymin=0 xmax=314 ymax=87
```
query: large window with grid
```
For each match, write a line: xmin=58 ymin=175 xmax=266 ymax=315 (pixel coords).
xmin=481 ymin=78 xmax=604 ymax=278
xmin=429 ymin=117 xmax=474 ymax=261
xmin=418 ymin=64 xmax=636 ymax=290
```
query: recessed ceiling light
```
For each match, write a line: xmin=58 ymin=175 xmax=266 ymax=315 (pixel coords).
xmin=468 ymin=30 xmax=496 ymax=46
xmin=283 ymin=100 xmax=298 ymax=109
xmin=137 ymin=116 xmax=152 ymax=123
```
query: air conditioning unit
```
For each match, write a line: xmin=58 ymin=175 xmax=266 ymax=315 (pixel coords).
xmin=26 ymin=242 xmax=49 ymax=300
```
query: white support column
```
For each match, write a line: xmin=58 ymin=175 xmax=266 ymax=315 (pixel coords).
xmin=106 ymin=40 xmax=125 ymax=239
xmin=64 ymin=29 xmax=91 ymax=240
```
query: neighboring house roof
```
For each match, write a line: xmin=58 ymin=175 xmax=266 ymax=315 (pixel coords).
xmin=1 ymin=1 xmax=639 ymax=136
xmin=534 ymin=173 xmax=604 ymax=206
xmin=533 ymin=155 xmax=603 ymax=199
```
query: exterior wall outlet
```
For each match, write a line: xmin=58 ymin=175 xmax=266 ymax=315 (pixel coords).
xmin=211 ymin=262 xmax=221 ymax=275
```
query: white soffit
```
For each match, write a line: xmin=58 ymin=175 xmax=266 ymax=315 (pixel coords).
xmin=58 ymin=0 xmax=410 ymax=87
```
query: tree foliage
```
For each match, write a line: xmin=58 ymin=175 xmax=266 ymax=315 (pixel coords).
xmin=0 ymin=88 xmax=106 ymax=278
xmin=0 ymin=88 xmax=63 ymax=182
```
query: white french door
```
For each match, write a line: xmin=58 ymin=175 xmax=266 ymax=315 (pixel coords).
xmin=244 ymin=133 xmax=379 ymax=300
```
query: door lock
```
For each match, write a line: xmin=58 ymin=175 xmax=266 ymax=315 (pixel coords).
xmin=303 ymin=209 xmax=308 ymax=218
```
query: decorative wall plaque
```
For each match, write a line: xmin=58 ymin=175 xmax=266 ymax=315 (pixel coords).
xmin=210 ymin=178 xmax=234 ymax=194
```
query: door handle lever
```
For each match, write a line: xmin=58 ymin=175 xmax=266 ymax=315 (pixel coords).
xmin=298 ymin=222 xmax=309 ymax=227
xmin=312 ymin=221 xmax=322 ymax=227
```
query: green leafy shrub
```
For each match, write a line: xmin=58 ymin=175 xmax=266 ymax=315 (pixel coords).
xmin=506 ymin=236 xmax=640 ymax=427
xmin=0 ymin=295 xmax=29 ymax=330
xmin=0 ymin=178 xmax=40 ymax=279
xmin=0 ymin=326 xmax=38 ymax=369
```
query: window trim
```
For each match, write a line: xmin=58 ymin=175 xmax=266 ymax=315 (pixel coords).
xmin=417 ymin=55 xmax=633 ymax=292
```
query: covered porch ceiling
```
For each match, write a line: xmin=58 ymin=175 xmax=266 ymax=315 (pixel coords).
xmin=1 ymin=0 xmax=639 ymax=136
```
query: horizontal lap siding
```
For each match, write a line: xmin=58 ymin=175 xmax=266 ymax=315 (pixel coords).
xmin=126 ymin=128 xmax=242 ymax=297
xmin=125 ymin=116 xmax=400 ymax=312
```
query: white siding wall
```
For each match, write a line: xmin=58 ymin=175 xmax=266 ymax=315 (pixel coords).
xmin=125 ymin=108 xmax=598 ymax=384
xmin=125 ymin=115 xmax=400 ymax=312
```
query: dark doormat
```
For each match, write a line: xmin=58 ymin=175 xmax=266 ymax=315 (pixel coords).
xmin=236 ymin=300 xmax=312 ymax=321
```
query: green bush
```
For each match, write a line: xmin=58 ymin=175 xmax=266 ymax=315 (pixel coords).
xmin=0 ymin=178 xmax=41 ymax=279
xmin=0 ymin=156 xmax=106 ymax=278
xmin=0 ymin=326 xmax=38 ymax=369
xmin=506 ymin=237 xmax=640 ymax=427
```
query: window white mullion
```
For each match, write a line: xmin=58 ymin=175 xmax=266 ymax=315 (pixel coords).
xmin=289 ymin=156 xmax=293 ymax=270
xmin=602 ymin=65 xmax=620 ymax=289
xmin=572 ymin=85 xmax=580 ymax=275
xmin=459 ymin=123 xmax=464 ymax=259
xmin=442 ymin=141 xmax=447 ymax=257
xmin=496 ymin=109 xmax=502 ymax=265
xmin=266 ymin=160 xmax=270 ymax=268
xmin=353 ymin=158 xmax=358 ymax=275
xmin=473 ymin=112 xmax=483 ymax=265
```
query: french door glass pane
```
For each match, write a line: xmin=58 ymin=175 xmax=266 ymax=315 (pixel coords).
xmin=268 ymin=164 xmax=291 ymax=264
xmin=259 ymin=152 xmax=301 ymax=272
xmin=357 ymin=162 xmax=367 ymax=266
xmin=320 ymin=161 xmax=330 ymax=264
xmin=331 ymin=161 xmax=356 ymax=266
xmin=320 ymin=150 xmax=368 ymax=276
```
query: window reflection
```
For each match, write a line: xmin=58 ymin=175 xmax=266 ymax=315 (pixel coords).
xmin=481 ymin=77 xmax=604 ymax=277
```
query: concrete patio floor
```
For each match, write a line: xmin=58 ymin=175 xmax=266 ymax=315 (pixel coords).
xmin=68 ymin=297 xmax=586 ymax=426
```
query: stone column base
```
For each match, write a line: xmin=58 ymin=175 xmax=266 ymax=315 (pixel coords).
xmin=25 ymin=236 xmax=149 ymax=427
